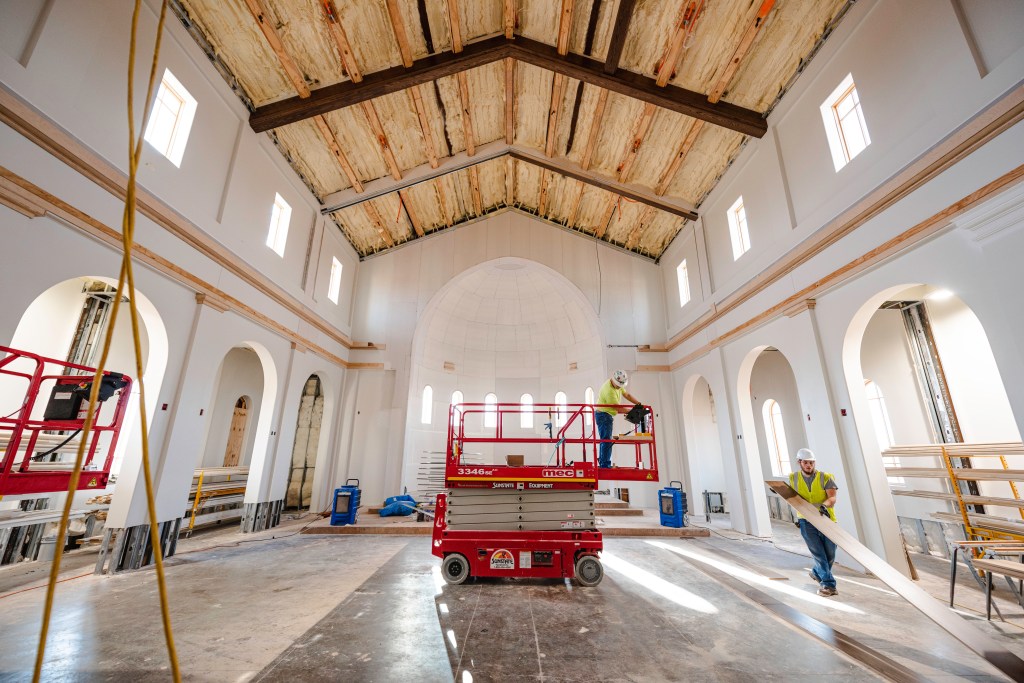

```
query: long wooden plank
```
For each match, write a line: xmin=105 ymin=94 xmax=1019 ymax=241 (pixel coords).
xmin=886 ymin=468 xmax=1024 ymax=482
xmin=767 ymin=480 xmax=1024 ymax=681
xmin=934 ymin=511 xmax=1024 ymax=538
xmin=892 ymin=489 xmax=1024 ymax=509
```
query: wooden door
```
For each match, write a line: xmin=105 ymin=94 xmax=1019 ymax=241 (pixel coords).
xmin=223 ymin=397 xmax=248 ymax=467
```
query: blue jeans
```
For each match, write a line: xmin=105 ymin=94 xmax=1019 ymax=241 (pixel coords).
xmin=596 ymin=411 xmax=614 ymax=468
xmin=799 ymin=519 xmax=837 ymax=589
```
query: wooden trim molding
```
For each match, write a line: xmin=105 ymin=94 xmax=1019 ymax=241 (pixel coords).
xmin=0 ymin=173 xmax=47 ymax=217
xmin=0 ymin=82 xmax=378 ymax=353
xmin=0 ymin=164 xmax=382 ymax=372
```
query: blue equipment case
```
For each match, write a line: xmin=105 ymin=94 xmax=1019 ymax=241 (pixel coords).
xmin=659 ymin=481 xmax=687 ymax=528
xmin=331 ymin=479 xmax=361 ymax=526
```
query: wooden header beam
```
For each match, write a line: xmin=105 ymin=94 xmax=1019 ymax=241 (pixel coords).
xmin=250 ymin=36 xmax=766 ymax=138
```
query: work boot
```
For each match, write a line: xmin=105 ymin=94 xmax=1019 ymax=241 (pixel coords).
xmin=817 ymin=586 xmax=838 ymax=597
xmin=808 ymin=570 xmax=820 ymax=583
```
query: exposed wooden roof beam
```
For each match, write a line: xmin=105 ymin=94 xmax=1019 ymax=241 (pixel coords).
xmin=510 ymin=147 xmax=697 ymax=220
xmin=312 ymin=115 xmax=364 ymax=192
xmin=544 ymin=0 xmax=575 ymax=157
xmin=580 ymin=87 xmax=608 ymax=170
xmin=360 ymin=101 xmax=402 ymax=180
xmin=457 ymin=71 xmax=476 ymax=155
xmin=467 ymin=165 xmax=483 ymax=214
xmin=615 ymin=102 xmax=655 ymax=181
xmin=398 ymin=189 xmax=424 ymax=237
xmin=655 ymin=118 xmax=702 ymax=195
xmin=505 ymin=57 xmax=515 ymax=144
xmin=566 ymin=181 xmax=585 ymax=226
xmin=603 ymin=0 xmax=638 ymax=74
xmin=595 ymin=195 xmax=617 ymax=239
xmin=320 ymin=0 xmax=362 ymax=82
xmin=447 ymin=0 xmax=463 ymax=53
xmin=434 ymin=178 xmax=450 ymax=227
xmin=364 ymin=201 xmax=396 ymax=248
xmin=505 ymin=156 xmax=515 ymax=206
xmin=243 ymin=0 xmax=310 ymax=97
xmin=625 ymin=206 xmax=654 ymax=250
xmin=249 ymin=36 xmax=766 ymax=138
xmin=657 ymin=2 xmax=693 ymax=87
xmin=709 ymin=0 xmax=776 ymax=103
xmin=409 ymin=85 xmax=438 ymax=168
xmin=537 ymin=169 xmax=550 ymax=216
xmin=384 ymin=0 xmax=414 ymax=67
xmin=504 ymin=0 xmax=515 ymax=39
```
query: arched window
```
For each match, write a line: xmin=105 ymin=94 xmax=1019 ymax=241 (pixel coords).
xmin=584 ymin=386 xmax=595 ymax=427
xmin=450 ymin=390 xmax=463 ymax=429
xmin=520 ymin=393 xmax=534 ymax=429
xmin=555 ymin=391 xmax=567 ymax=427
xmin=421 ymin=385 xmax=432 ymax=424
xmin=762 ymin=399 xmax=791 ymax=476
xmin=865 ymin=380 xmax=902 ymax=484
xmin=484 ymin=393 xmax=497 ymax=428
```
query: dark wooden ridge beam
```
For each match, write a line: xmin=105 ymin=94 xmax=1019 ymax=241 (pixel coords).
xmin=603 ymin=0 xmax=637 ymax=74
xmin=251 ymin=35 xmax=508 ymax=132
xmin=251 ymin=36 xmax=766 ymax=138
xmin=509 ymin=148 xmax=698 ymax=221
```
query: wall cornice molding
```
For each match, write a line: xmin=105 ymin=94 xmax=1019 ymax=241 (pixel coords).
xmin=954 ymin=181 xmax=1024 ymax=244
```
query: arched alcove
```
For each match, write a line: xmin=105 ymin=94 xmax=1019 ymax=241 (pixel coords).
xmin=681 ymin=374 xmax=728 ymax=522
xmin=402 ymin=257 xmax=605 ymax=498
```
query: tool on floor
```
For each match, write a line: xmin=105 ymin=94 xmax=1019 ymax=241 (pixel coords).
xmin=658 ymin=481 xmax=687 ymax=528
xmin=432 ymin=400 xmax=659 ymax=587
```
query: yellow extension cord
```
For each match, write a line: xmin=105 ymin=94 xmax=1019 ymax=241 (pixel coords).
xmin=32 ymin=2 xmax=181 ymax=681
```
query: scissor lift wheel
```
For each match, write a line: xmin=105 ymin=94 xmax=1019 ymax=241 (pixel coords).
xmin=442 ymin=553 xmax=471 ymax=585
xmin=575 ymin=555 xmax=603 ymax=587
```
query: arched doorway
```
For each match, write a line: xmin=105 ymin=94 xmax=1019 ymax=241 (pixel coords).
xmin=286 ymin=375 xmax=324 ymax=510
xmin=223 ymin=396 xmax=251 ymax=467
xmin=843 ymin=284 xmax=1022 ymax=557
xmin=681 ymin=375 xmax=730 ymax=524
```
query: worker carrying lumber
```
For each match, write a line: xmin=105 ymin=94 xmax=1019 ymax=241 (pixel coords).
xmin=789 ymin=448 xmax=840 ymax=597
xmin=595 ymin=370 xmax=643 ymax=469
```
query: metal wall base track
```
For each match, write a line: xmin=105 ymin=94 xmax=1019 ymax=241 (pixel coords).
xmin=241 ymin=499 xmax=283 ymax=533
xmin=95 ymin=518 xmax=181 ymax=574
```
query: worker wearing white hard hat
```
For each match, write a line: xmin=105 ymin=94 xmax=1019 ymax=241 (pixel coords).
xmin=595 ymin=370 xmax=643 ymax=469
xmin=790 ymin=447 xmax=840 ymax=597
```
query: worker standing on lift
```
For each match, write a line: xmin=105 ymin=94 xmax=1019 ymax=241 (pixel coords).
xmin=789 ymin=448 xmax=839 ymax=597
xmin=595 ymin=370 xmax=643 ymax=469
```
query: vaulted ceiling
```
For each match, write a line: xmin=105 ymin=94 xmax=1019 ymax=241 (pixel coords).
xmin=174 ymin=0 xmax=851 ymax=260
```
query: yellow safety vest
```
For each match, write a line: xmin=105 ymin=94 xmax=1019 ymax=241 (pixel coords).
xmin=789 ymin=470 xmax=837 ymax=521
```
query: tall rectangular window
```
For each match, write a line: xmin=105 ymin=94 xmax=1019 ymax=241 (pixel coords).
xmin=727 ymin=197 xmax=750 ymax=260
xmin=676 ymin=259 xmax=690 ymax=306
xmin=143 ymin=69 xmax=197 ymax=167
xmin=266 ymin=193 xmax=291 ymax=257
xmin=821 ymin=74 xmax=871 ymax=171
xmin=328 ymin=257 xmax=343 ymax=304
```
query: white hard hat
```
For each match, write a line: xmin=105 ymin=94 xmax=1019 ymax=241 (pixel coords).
xmin=611 ymin=369 xmax=629 ymax=388
xmin=796 ymin=448 xmax=815 ymax=461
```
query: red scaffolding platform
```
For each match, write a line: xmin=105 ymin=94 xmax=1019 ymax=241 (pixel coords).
xmin=431 ymin=401 xmax=659 ymax=586
xmin=0 ymin=345 xmax=131 ymax=497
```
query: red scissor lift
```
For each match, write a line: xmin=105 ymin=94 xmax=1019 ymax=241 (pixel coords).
xmin=431 ymin=401 xmax=658 ymax=586
xmin=0 ymin=345 xmax=132 ymax=498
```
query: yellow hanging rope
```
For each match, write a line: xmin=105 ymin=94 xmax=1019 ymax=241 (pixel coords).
xmin=33 ymin=2 xmax=181 ymax=680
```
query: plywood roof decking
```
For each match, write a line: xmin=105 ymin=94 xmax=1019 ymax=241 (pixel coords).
xmin=176 ymin=0 xmax=850 ymax=259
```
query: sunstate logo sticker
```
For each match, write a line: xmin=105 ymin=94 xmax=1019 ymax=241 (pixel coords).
xmin=490 ymin=549 xmax=514 ymax=570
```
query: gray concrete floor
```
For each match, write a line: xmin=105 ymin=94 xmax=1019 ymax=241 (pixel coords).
xmin=0 ymin=516 xmax=1022 ymax=681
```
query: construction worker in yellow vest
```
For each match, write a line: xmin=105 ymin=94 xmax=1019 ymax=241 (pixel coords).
xmin=789 ymin=448 xmax=839 ymax=597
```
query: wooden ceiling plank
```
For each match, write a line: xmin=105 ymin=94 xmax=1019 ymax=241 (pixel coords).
xmin=250 ymin=37 xmax=767 ymax=138
xmin=435 ymin=178 xmax=450 ymax=227
xmin=655 ymin=118 xmax=703 ymax=195
xmin=242 ymin=0 xmax=310 ymax=97
xmin=595 ymin=194 xmax=617 ymax=239
xmin=537 ymin=169 xmax=549 ymax=216
xmin=384 ymin=0 xmax=415 ymax=67
xmin=616 ymin=102 xmax=655 ymax=181
xmin=409 ymin=86 xmax=439 ymax=168
xmin=505 ymin=156 xmax=515 ymax=206
xmin=580 ymin=87 xmax=608 ymax=170
xmin=468 ymin=165 xmax=483 ymax=214
xmin=544 ymin=0 xmax=575 ymax=157
xmin=656 ymin=2 xmax=691 ymax=87
xmin=313 ymin=114 xmax=364 ymax=192
xmin=566 ymin=180 xmax=585 ymax=227
xmin=626 ymin=205 xmax=654 ymax=250
xmin=457 ymin=71 xmax=476 ymax=155
xmin=320 ymin=0 xmax=363 ymax=82
xmin=360 ymin=100 xmax=403 ymax=181
xmin=603 ymin=0 xmax=638 ymax=74
xmin=504 ymin=0 xmax=515 ymax=39
xmin=505 ymin=57 xmax=515 ymax=144
xmin=364 ymin=201 xmax=396 ymax=248
xmin=708 ymin=0 xmax=776 ymax=103
xmin=398 ymin=189 xmax=424 ymax=237
xmin=447 ymin=0 xmax=463 ymax=53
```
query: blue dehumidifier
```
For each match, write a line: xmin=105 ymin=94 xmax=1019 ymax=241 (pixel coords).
xmin=331 ymin=479 xmax=361 ymax=526
xmin=659 ymin=481 xmax=687 ymax=528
